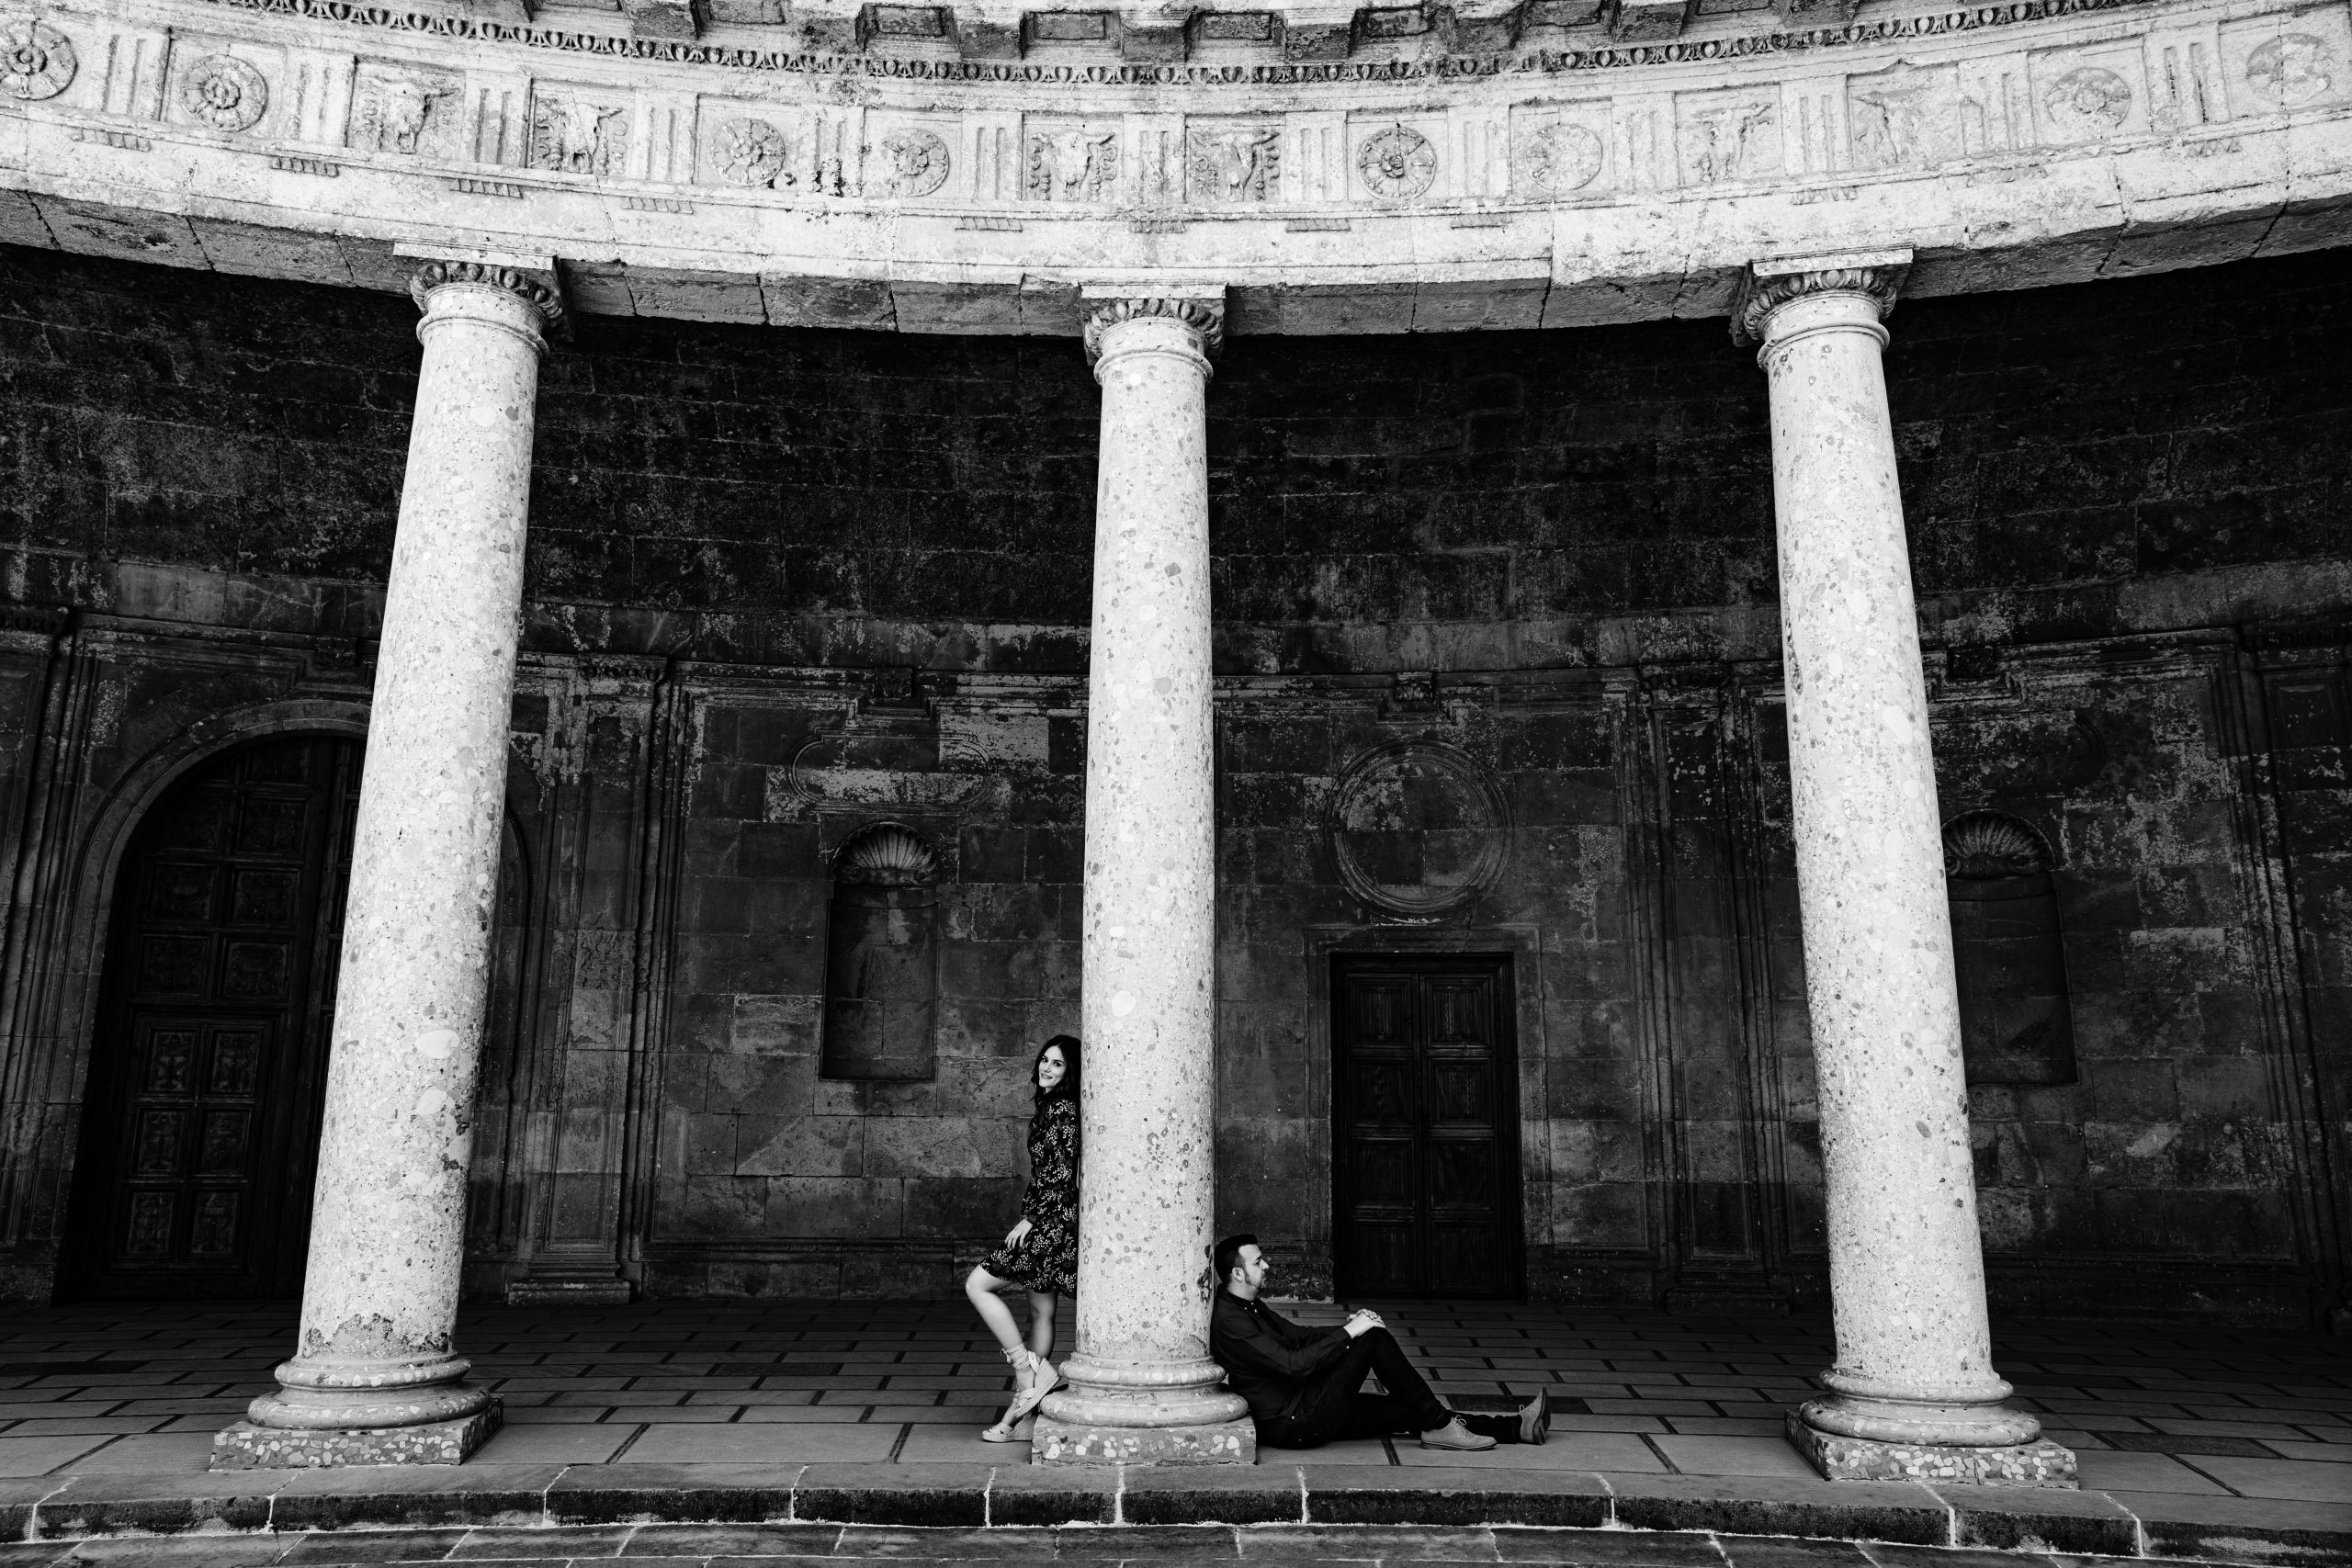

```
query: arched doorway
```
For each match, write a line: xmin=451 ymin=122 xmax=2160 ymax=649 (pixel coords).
xmin=63 ymin=734 xmax=363 ymax=1299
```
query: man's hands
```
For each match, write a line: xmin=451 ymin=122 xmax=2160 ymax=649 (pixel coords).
xmin=1342 ymin=1309 xmax=1385 ymax=1338
xmin=1003 ymin=1218 xmax=1034 ymax=1248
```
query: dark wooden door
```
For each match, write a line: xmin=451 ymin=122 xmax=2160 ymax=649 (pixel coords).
xmin=68 ymin=734 xmax=361 ymax=1299
xmin=1332 ymin=954 xmax=1521 ymax=1298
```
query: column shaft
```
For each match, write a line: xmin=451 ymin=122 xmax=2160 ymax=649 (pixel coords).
xmin=213 ymin=265 xmax=556 ymax=1470
xmin=1747 ymin=263 xmax=2072 ymax=1488
xmin=1035 ymin=299 xmax=1250 ymax=1467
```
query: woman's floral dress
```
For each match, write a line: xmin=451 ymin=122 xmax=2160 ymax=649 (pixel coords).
xmin=983 ymin=1093 xmax=1079 ymax=1296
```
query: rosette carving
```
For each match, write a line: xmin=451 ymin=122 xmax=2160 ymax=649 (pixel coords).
xmin=878 ymin=128 xmax=950 ymax=197
xmin=0 ymin=19 xmax=75 ymax=101
xmin=180 ymin=53 xmax=267 ymax=132
xmin=1357 ymin=123 xmax=1437 ymax=200
xmin=1515 ymin=121 xmax=1603 ymax=197
xmin=717 ymin=117 xmax=791 ymax=186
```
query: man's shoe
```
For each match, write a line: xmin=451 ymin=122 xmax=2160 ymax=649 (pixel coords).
xmin=1519 ymin=1391 xmax=1549 ymax=1446
xmin=1419 ymin=1417 xmax=1498 ymax=1451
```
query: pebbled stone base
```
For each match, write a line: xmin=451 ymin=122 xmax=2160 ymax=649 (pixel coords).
xmin=1787 ymin=1411 xmax=2077 ymax=1488
xmin=1032 ymin=1416 xmax=1256 ymax=1467
xmin=209 ymin=1404 xmax=503 ymax=1470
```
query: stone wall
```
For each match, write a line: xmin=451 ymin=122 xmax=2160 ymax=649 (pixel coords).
xmin=0 ymin=243 xmax=2347 ymax=1318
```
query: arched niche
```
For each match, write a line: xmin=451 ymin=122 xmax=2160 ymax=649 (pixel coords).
xmin=1943 ymin=810 xmax=2078 ymax=1088
xmin=819 ymin=822 xmax=944 ymax=1082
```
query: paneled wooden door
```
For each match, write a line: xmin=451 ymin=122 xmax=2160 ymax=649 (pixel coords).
xmin=1331 ymin=954 xmax=1521 ymax=1298
xmin=67 ymin=735 xmax=361 ymax=1300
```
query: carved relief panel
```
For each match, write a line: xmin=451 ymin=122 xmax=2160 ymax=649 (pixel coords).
xmin=1024 ymin=117 xmax=1121 ymax=203
xmin=1675 ymin=86 xmax=1781 ymax=185
xmin=351 ymin=62 xmax=461 ymax=159
xmin=1187 ymin=118 xmax=1283 ymax=203
xmin=866 ymin=113 xmax=955 ymax=199
xmin=530 ymin=79 xmax=631 ymax=176
xmin=1847 ymin=61 xmax=1967 ymax=169
xmin=1510 ymin=101 xmax=1611 ymax=198
xmin=2222 ymin=9 xmax=2350 ymax=116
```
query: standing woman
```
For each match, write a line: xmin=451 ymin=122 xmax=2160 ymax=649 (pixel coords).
xmin=965 ymin=1034 xmax=1080 ymax=1441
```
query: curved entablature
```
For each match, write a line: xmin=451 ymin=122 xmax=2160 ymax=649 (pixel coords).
xmin=0 ymin=0 xmax=2344 ymax=332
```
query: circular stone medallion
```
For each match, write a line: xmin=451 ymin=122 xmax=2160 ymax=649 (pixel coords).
xmin=2040 ymin=66 xmax=2132 ymax=139
xmin=880 ymin=128 xmax=951 ymax=197
xmin=2246 ymin=34 xmax=2335 ymax=107
xmin=1328 ymin=739 xmax=1510 ymax=919
xmin=718 ymin=117 xmax=790 ymax=186
xmin=1357 ymin=124 xmax=1438 ymax=201
xmin=0 ymin=19 xmax=74 ymax=101
xmin=1517 ymin=121 xmax=1604 ymax=197
xmin=180 ymin=53 xmax=267 ymax=132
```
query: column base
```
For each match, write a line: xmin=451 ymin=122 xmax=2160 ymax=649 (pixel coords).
xmin=209 ymin=1404 xmax=503 ymax=1470
xmin=1033 ymin=1415 xmax=1256 ymax=1467
xmin=1787 ymin=1410 xmax=2076 ymax=1488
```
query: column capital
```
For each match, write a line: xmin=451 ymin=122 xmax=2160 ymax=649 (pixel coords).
xmin=399 ymin=246 xmax=565 ymax=327
xmin=1081 ymin=289 xmax=1226 ymax=367
xmin=1733 ymin=248 xmax=1911 ymax=346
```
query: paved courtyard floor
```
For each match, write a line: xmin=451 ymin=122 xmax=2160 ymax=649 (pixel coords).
xmin=0 ymin=1301 xmax=2344 ymax=1562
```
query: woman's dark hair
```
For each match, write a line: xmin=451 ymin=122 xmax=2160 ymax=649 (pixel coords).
xmin=1034 ymin=1034 xmax=1080 ymax=1104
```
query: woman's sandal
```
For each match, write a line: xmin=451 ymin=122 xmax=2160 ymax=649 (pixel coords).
xmin=979 ymin=1411 xmax=1034 ymax=1443
xmin=1001 ymin=1348 xmax=1063 ymax=1424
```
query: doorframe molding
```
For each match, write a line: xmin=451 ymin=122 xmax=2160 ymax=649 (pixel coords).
xmin=1303 ymin=922 xmax=1544 ymax=1301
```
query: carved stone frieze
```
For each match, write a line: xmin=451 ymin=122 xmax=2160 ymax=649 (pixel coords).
xmin=876 ymin=126 xmax=950 ymax=197
xmin=354 ymin=68 xmax=456 ymax=155
xmin=1356 ymin=122 xmax=1437 ymax=200
xmin=1514 ymin=117 xmax=1605 ymax=195
xmin=1028 ymin=125 xmax=1118 ymax=202
xmin=0 ymin=19 xmax=75 ymax=100
xmin=533 ymin=87 xmax=628 ymax=175
xmin=1188 ymin=124 xmax=1280 ymax=202
xmin=715 ymin=116 xmax=791 ymax=186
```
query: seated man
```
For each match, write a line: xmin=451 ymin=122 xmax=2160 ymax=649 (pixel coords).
xmin=1207 ymin=1233 xmax=1547 ymax=1451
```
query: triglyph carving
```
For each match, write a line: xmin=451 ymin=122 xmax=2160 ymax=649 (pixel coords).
xmin=354 ymin=70 xmax=454 ymax=155
xmin=2246 ymin=33 xmax=2335 ymax=107
xmin=878 ymin=128 xmax=950 ymax=197
xmin=1514 ymin=119 xmax=1605 ymax=196
xmin=1849 ymin=62 xmax=1964 ymax=168
xmin=1188 ymin=126 xmax=1280 ymax=202
xmin=717 ymin=117 xmax=791 ymax=186
xmin=533 ymin=90 xmax=626 ymax=175
xmin=0 ymin=19 xmax=74 ymax=101
xmin=2041 ymin=64 xmax=2133 ymax=139
xmin=1357 ymin=123 xmax=1437 ymax=200
xmin=1027 ymin=127 xmax=1117 ymax=202
xmin=179 ymin=54 xmax=267 ymax=132
xmin=1679 ymin=92 xmax=1778 ymax=183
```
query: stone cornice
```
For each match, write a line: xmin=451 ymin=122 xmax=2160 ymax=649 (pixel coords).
xmin=183 ymin=0 xmax=2150 ymax=82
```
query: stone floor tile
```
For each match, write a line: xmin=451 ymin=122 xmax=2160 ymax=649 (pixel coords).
xmin=733 ymin=1407 xmax=874 ymax=1424
xmin=1239 ymin=1525 xmax=1498 ymax=1561
xmin=1046 ymin=1524 xmax=1241 ymax=1562
xmin=892 ymin=1427 xmax=1027 ymax=1464
xmin=2114 ymin=1489 xmax=2352 ymax=1562
xmin=275 ymin=1529 xmax=469 ymax=1563
xmin=1649 ymin=1435 xmax=1818 ymax=1480
xmin=2263 ymin=1439 xmax=2352 ymax=1462
xmin=0 ymin=1435 xmax=109 ymax=1477
xmin=51 ymin=1538 xmax=294 ymax=1567
xmin=60 ymin=1432 xmax=218 ymax=1472
xmin=606 ymin=1405 xmax=740 ymax=1424
xmin=446 ymin=1526 xmax=638 ymax=1559
xmin=623 ymin=1423 xmax=903 ymax=1465
xmin=470 ymin=1424 xmax=638 ymax=1464
xmin=1713 ymin=1538 xmax=1872 ymax=1568
xmin=794 ymin=1465 xmax=989 ymax=1529
xmin=1657 ymin=1419 xmax=1784 ymax=1438
xmin=500 ymin=1404 xmax=617 ymax=1425
xmin=1392 ymin=1434 xmax=1657 ymax=1472
xmin=1283 ymin=1438 xmax=1394 ymax=1467
xmin=2174 ymin=1454 xmax=2352 ymax=1502
xmin=617 ymin=1524 xmax=842 ymax=1557
xmin=2068 ymin=1448 xmax=2233 ymax=1495
xmin=1488 ymin=1528 xmax=1724 ymax=1565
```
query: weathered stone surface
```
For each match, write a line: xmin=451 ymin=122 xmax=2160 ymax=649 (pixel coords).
xmin=211 ymin=1407 xmax=503 ymax=1469
xmin=1787 ymin=1414 xmax=2079 ymax=1489
xmin=1032 ymin=1416 xmax=1257 ymax=1466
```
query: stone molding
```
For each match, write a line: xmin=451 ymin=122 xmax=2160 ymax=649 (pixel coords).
xmin=408 ymin=260 xmax=566 ymax=324
xmin=1082 ymin=295 xmax=1227 ymax=363
xmin=1733 ymin=251 xmax=1910 ymax=344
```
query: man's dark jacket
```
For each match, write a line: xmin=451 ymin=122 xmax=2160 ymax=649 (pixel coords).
xmin=1209 ymin=1292 xmax=1350 ymax=1422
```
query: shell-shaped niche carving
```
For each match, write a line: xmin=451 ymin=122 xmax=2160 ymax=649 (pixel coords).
xmin=1942 ymin=810 xmax=2052 ymax=879
xmin=832 ymin=821 xmax=941 ymax=887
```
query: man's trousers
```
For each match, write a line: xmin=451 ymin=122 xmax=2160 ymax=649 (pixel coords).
xmin=1255 ymin=1327 xmax=1524 ymax=1450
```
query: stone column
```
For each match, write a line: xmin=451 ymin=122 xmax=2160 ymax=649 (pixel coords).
xmin=212 ymin=260 xmax=560 ymax=1470
xmin=1034 ymin=292 xmax=1252 ymax=1467
xmin=1738 ymin=254 xmax=2073 ymax=1489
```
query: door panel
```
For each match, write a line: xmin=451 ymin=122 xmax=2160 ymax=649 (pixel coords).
xmin=69 ymin=735 xmax=362 ymax=1300
xmin=1332 ymin=955 xmax=1521 ymax=1298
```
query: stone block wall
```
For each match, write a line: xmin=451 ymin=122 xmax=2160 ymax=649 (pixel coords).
xmin=0 ymin=243 xmax=2346 ymax=1318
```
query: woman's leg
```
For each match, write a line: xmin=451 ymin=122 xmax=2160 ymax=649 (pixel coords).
xmin=965 ymin=1268 xmax=1031 ymax=1380
xmin=1025 ymin=1292 xmax=1057 ymax=1360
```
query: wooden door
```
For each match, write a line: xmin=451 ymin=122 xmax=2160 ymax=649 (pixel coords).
xmin=67 ymin=734 xmax=361 ymax=1299
xmin=1331 ymin=954 xmax=1521 ymax=1298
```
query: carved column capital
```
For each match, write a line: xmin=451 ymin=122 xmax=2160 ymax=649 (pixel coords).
xmin=408 ymin=259 xmax=565 ymax=325
xmin=1081 ymin=292 xmax=1226 ymax=367
xmin=1733 ymin=248 xmax=1911 ymax=347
